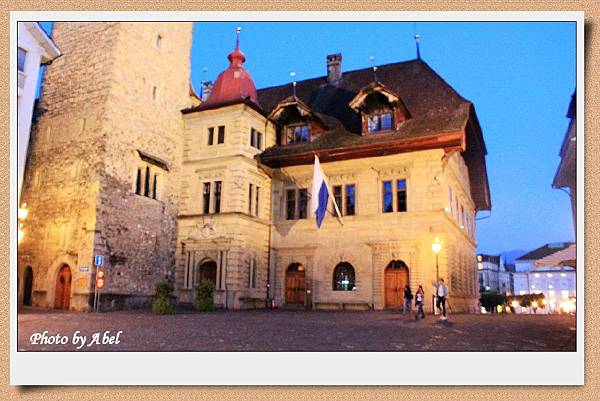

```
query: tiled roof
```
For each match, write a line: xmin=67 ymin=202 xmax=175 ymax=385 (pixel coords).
xmin=256 ymin=58 xmax=491 ymax=210
xmin=516 ymin=242 xmax=575 ymax=262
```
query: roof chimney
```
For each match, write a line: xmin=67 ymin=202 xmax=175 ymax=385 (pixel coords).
xmin=201 ymin=81 xmax=213 ymax=101
xmin=326 ymin=53 xmax=342 ymax=85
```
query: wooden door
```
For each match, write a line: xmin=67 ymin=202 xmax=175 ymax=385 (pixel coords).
xmin=285 ymin=270 xmax=306 ymax=305
xmin=384 ymin=267 xmax=408 ymax=308
xmin=54 ymin=265 xmax=71 ymax=310
xmin=23 ymin=267 xmax=33 ymax=306
xmin=198 ymin=261 xmax=217 ymax=285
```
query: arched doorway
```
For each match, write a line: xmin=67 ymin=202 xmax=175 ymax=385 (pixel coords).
xmin=384 ymin=260 xmax=409 ymax=308
xmin=333 ymin=262 xmax=356 ymax=291
xmin=23 ymin=266 xmax=33 ymax=306
xmin=196 ymin=260 xmax=217 ymax=286
xmin=285 ymin=263 xmax=306 ymax=305
xmin=54 ymin=265 xmax=72 ymax=310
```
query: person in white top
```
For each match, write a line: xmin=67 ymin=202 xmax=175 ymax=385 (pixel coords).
xmin=436 ymin=278 xmax=449 ymax=320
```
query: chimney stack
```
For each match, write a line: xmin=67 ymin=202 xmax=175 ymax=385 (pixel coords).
xmin=326 ymin=53 xmax=342 ymax=85
xmin=201 ymin=81 xmax=214 ymax=101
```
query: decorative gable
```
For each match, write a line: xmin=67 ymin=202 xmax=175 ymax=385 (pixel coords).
xmin=268 ymin=96 xmax=328 ymax=145
xmin=348 ymin=82 xmax=410 ymax=134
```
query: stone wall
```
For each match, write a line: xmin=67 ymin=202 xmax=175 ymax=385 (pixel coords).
xmin=18 ymin=22 xmax=194 ymax=311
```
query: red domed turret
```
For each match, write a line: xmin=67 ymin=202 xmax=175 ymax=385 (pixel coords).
xmin=204 ymin=28 xmax=259 ymax=106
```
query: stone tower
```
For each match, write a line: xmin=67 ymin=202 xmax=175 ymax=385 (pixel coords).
xmin=177 ymin=33 xmax=275 ymax=309
xmin=18 ymin=22 xmax=194 ymax=311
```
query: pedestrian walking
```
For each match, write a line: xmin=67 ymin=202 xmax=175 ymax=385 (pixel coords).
xmin=414 ymin=285 xmax=425 ymax=320
xmin=436 ymin=278 xmax=449 ymax=320
xmin=403 ymin=284 xmax=413 ymax=314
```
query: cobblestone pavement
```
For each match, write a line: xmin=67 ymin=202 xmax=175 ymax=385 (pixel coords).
xmin=17 ymin=307 xmax=576 ymax=352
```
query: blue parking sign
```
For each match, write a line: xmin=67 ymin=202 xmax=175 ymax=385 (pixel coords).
xmin=94 ymin=255 xmax=104 ymax=266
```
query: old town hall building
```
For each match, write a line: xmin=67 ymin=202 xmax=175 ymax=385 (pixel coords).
xmin=18 ymin=22 xmax=491 ymax=313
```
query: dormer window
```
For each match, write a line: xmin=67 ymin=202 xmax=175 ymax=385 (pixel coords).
xmin=285 ymin=124 xmax=309 ymax=144
xmin=367 ymin=112 xmax=393 ymax=132
xmin=348 ymin=82 xmax=410 ymax=136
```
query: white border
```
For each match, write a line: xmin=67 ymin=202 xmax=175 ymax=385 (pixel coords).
xmin=10 ymin=11 xmax=584 ymax=386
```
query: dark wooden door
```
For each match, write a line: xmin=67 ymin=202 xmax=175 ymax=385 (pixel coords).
xmin=198 ymin=261 xmax=217 ymax=285
xmin=384 ymin=268 xmax=408 ymax=308
xmin=54 ymin=265 xmax=71 ymax=310
xmin=23 ymin=267 xmax=33 ymax=306
xmin=285 ymin=271 xmax=306 ymax=305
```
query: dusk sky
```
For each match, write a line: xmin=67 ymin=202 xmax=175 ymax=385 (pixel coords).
xmin=39 ymin=21 xmax=576 ymax=255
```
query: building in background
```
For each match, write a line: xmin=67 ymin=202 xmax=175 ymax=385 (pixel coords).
xmin=552 ymin=92 xmax=577 ymax=237
xmin=512 ymin=242 xmax=575 ymax=314
xmin=16 ymin=22 xmax=60 ymax=202
xmin=477 ymin=254 xmax=512 ymax=294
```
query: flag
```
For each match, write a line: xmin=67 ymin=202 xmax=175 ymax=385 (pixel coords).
xmin=311 ymin=155 xmax=343 ymax=228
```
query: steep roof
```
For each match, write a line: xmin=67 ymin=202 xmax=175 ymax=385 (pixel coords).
xmin=516 ymin=242 xmax=575 ymax=262
xmin=257 ymin=59 xmax=491 ymax=210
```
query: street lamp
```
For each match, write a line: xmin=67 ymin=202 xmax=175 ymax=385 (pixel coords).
xmin=432 ymin=237 xmax=442 ymax=314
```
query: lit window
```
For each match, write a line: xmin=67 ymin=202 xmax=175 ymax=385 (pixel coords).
xmin=519 ymin=290 xmax=526 ymax=295
xmin=367 ymin=112 xmax=393 ymax=132
xmin=285 ymin=124 xmax=309 ymax=144
xmin=561 ymin=273 xmax=567 ymax=277
xmin=477 ymin=263 xmax=483 ymax=270
xmin=547 ymin=273 xmax=553 ymax=278
xmin=333 ymin=262 xmax=356 ymax=291
xmin=549 ymin=290 xmax=555 ymax=298
xmin=17 ymin=47 xmax=27 ymax=72
xmin=534 ymin=273 xmax=540 ymax=278
xmin=562 ymin=290 xmax=569 ymax=299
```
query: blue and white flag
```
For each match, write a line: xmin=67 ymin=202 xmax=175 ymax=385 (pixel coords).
xmin=311 ymin=155 xmax=343 ymax=228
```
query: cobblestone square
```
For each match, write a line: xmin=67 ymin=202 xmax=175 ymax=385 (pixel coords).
xmin=17 ymin=307 xmax=576 ymax=352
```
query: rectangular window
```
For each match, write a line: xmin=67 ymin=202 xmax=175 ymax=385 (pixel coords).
xmin=207 ymin=127 xmax=214 ymax=146
xmin=367 ymin=112 xmax=393 ymax=132
xmin=152 ymin=174 xmax=157 ymax=199
xmin=285 ymin=124 xmax=309 ymax=144
xmin=397 ymin=179 xmax=407 ymax=212
xmin=298 ymin=189 xmax=308 ymax=219
xmin=333 ymin=185 xmax=342 ymax=215
xmin=144 ymin=167 xmax=150 ymax=197
xmin=255 ymin=186 xmax=260 ymax=217
xmin=214 ymin=181 xmax=222 ymax=213
xmin=345 ymin=184 xmax=356 ymax=216
xmin=17 ymin=47 xmax=26 ymax=72
xmin=382 ymin=181 xmax=393 ymax=213
xmin=250 ymin=128 xmax=263 ymax=149
xmin=217 ymin=125 xmax=225 ymax=144
xmin=286 ymin=189 xmax=296 ymax=220
xmin=248 ymin=184 xmax=253 ymax=214
xmin=203 ymin=182 xmax=211 ymax=214
xmin=135 ymin=168 xmax=142 ymax=195
xmin=249 ymin=258 xmax=257 ymax=289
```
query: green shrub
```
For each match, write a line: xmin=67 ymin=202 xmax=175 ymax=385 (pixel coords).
xmin=194 ymin=279 xmax=215 ymax=311
xmin=152 ymin=281 xmax=176 ymax=315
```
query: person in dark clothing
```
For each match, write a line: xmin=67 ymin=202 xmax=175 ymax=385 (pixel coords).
xmin=403 ymin=285 xmax=413 ymax=314
xmin=414 ymin=285 xmax=425 ymax=319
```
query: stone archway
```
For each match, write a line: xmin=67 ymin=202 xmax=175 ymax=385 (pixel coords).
xmin=54 ymin=264 xmax=72 ymax=310
xmin=384 ymin=260 xmax=409 ymax=308
xmin=23 ymin=266 xmax=33 ymax=306
xmin=196 ymin=259 xmax=217 ymax=286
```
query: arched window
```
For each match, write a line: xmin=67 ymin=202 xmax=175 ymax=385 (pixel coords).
xmin=333 ymin=262 xmax=356 ymax=291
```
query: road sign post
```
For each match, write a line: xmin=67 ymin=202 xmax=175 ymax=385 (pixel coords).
xmin=93 ymin=255 xmax=104 ymax=312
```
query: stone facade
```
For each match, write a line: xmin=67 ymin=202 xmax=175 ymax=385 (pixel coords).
xmin=19 ymin=23 xmax=485 ymax=313
xmin=18 ymin=22 xmax=194 ymax=311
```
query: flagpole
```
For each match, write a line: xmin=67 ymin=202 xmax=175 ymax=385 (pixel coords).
xmin=325 ymin=180 xmax=344 ymax=226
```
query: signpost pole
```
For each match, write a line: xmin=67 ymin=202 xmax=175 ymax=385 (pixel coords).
xmin=93 ymin=263 xmax=99 ymax=312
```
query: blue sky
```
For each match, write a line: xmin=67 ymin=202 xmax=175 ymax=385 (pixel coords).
xmin=39 ymin=22 xmax=576 ymax=255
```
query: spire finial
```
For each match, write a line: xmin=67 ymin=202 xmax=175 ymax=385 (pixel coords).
xmin=290 ymin=71 xmax=297 ymax=97
xmin=236 ymin=26 xmax=241 ymax=49
xmin=369 ymin=55 xmax=378 ymax=82
xmin=413 ymin=23 xmax=422 ymax=59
